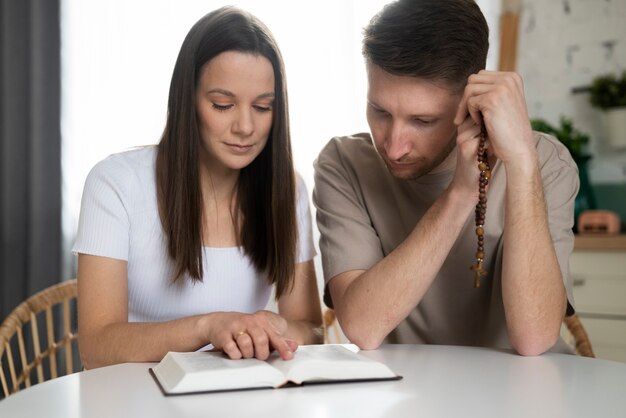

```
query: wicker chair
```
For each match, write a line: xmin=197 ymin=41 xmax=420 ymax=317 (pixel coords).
xmin=563 ymin=314 xmax=595 ymax=358
xmin=323 ymin=309 xmax=344 ymax=344
xmin=0 ymin=279 xmax=79 ymax=398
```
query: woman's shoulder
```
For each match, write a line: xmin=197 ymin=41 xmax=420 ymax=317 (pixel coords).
xmin=88 ymin=146 xmax=157 ymax=181
xmin=295 ymin=170 xmax=306 ymax=190
xmin=83 ymin=145 xmax=158 ymax=204
xmin=294 ymin=170 xmax=311 ymax=202
xmin=97 ymin=145 xmax=156 ymax=170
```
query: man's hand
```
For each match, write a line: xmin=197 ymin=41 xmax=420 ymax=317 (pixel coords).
xmin=449 ymin=115 xmax=488 ymax=200
xmin=454 ymin=70 xmax=536 ymax=167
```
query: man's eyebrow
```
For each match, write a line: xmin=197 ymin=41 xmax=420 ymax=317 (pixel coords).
xmin=367 ymin=99 xmax=384 ymax=109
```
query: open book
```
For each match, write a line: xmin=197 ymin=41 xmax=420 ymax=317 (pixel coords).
xmin=150 ymin=344 xmax=401 ymax=395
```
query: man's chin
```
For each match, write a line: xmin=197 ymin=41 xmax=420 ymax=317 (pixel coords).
xmin=385 ymin=163 xmax=428 ymax=180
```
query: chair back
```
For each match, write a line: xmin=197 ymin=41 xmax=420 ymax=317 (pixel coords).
xmin=563 ymin=314 xmax=595 ymax=357
xmin=0 ymin=279 xmax=79 ymax=398
xmin=323 ymin=309 xmax=349 ymax=344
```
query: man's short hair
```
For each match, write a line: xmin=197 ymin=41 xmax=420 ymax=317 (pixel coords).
xmin=363 ymin=0 xmax=489 ymax=92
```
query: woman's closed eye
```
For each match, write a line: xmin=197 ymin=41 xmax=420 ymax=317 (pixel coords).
xmin=211 ymin=103 xmax=272 ymax=112
xmin=212 ymin=103 xmax=233 ymax=112
xmin=253 ymin=104 xmax=273 ymax=112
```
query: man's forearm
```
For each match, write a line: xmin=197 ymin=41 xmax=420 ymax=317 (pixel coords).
xmin=502 ymin=159 xmax=566 ymax=356
xmin=333 ymin=187 xmax=475 ymax=349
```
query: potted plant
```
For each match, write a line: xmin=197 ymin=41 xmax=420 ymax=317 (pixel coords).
xmin=530 ymin=116 xmax=596 ymax=228
xmin=530 ymin=116 xmax=590 ymax=161
xmin=589 ymin=70 xmax=626 ymax=148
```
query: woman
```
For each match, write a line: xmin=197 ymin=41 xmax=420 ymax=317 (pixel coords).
xmin=74 ymin=6 xmax=322 ymax=369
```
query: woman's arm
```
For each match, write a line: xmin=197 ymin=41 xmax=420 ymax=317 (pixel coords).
xmin=77 ymin=254 xmax=296 ymax=369
xmin=278 ymin=260 xmax=323 ymax=345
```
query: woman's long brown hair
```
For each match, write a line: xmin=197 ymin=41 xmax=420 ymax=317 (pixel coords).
xmin=156 ymin=7 xmax=296 ymax=298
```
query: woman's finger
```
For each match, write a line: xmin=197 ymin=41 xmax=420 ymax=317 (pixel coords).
xmin=221 ymin=336 xmax=243 ymax=360
xmin=247 ymin=326 xmax=271 ymax=360
xmin=267 ymin=331 xmax=294 ymax=360
xmin=235 ymin=332 xmax=254 ymax=359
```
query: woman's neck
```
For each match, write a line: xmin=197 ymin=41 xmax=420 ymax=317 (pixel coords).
xmin=199 ymin=157 xmax=240 ymax=247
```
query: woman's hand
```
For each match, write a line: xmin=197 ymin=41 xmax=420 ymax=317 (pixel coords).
xmin=204 ymin=310 xmax=297 ymax=361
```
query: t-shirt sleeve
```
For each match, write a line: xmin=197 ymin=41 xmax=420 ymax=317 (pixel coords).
xmin=295 ymin=173 xmax=316 ymax=264
xmin=540 ymin=139 xmax=579 ymax=316
xmin=72 ymin=157 xmax=131 ymax=261
xmin=312 ymin=139 xmax=384 ymax=292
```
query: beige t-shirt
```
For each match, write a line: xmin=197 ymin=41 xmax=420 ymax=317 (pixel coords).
xmin=313 ymin=132 xmax=578 ymax=353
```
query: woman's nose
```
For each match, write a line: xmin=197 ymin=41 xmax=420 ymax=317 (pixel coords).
xmin=232 ymin=108 xmax=254 ymax=136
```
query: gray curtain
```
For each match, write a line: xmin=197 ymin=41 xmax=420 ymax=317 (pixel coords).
xmin=0 ymin=0 xmax=61 ymax=320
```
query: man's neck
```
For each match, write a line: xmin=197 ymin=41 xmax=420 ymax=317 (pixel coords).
xmin=429 ymin=146 xmax=457 ymax=175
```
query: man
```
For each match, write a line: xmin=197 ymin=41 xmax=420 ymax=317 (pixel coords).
xmin=313 ymin=0 xmax=578 ymax=355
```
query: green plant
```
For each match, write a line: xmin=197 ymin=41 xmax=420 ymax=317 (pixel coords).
xmin=589 ymin=70 xmax=626 ymax=110
xmin=530 ymin=116 xmax=590 ymax=160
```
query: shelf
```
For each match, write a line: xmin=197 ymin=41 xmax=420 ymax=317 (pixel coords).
xmin=574 ymin=234 xmax=626 ymax=251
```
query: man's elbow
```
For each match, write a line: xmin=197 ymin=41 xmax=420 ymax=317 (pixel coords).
xmin=341 ymin=322 xmax=385 ymax=350
xmin=512 ymin=332 xmax=559 ymax=357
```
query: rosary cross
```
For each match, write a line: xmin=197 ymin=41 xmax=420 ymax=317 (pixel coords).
xmin=470 ymin=260 xmax=487 ymax=288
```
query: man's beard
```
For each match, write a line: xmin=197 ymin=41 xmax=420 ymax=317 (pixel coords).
xmin=382 ymin=135 xmax=456 ymax=180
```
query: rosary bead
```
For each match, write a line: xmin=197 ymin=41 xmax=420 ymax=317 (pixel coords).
xmin=472 ymin=130 xmax=489 ymax=288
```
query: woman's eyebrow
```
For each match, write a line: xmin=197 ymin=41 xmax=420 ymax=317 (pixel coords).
xmin=207 ymin=88 xmax=234 ymax=97
xmin=206 ymin=88 xmax=274 ymax=99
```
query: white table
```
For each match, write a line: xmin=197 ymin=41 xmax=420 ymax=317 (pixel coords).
xmin=1 ymin=344 xmax=626 ymax=418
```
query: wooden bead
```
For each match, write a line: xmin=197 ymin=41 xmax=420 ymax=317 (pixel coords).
xmin=471 ymin=130 xmax=489 ymax=288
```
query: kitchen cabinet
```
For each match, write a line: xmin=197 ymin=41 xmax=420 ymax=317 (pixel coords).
xmin=569 ymin=235 xmax=626 ymax=362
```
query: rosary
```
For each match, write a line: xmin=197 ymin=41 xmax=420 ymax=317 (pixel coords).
xmin=470 ymin=128 xmax=490 ymax=288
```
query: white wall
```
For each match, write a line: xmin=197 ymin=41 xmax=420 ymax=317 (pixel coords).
xmin=517 ymin=0 xmax=626 ymax=184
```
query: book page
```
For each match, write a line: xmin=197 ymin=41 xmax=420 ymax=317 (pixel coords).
xmin=152 ymin=352 xmax=286 ymax=394
xmin=268 ymin=345 xmax=398 ymax=385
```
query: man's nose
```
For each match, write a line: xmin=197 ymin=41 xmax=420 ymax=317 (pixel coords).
xmin=386 ymin=123 xmax=411 ymax=161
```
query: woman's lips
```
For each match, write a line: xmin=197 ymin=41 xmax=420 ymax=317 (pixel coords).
xmin=225 ymin=143 xmax=254 ymax=154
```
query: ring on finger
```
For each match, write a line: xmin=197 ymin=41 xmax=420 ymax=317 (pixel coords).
xmin=234 ymin=330 xmax=246 ymax=338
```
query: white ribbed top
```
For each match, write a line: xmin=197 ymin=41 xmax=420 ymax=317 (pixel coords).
xmin=72 ymin=146 xmax=316 ymax=322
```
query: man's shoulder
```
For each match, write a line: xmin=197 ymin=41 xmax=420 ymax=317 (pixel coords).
xmin=316 ymin=132 xmax=379 ymax=169
xmin=532 ymin=131 xmax=577 ymax=172
xmin=321 ymin=132 xmax=374 ymax=152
